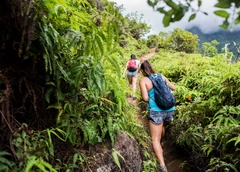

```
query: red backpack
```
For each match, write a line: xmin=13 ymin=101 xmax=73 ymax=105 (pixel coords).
xmin=127 ymin=59 xmax=137 ymax=72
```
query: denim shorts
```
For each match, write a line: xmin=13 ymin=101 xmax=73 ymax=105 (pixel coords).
xmin=127 ymin=70 xmax=138 ymax=77
xmin=148 ymin=110 xmax=174 ymax=124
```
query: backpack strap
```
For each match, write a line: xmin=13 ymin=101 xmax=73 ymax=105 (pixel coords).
xmin=148 ymin=73 xmax=161 ymax=102
xmin=148 ymin=73 xmax=162 ymax=81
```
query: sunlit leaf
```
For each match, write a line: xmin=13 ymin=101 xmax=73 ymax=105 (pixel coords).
xmin=163 ymin=15 xmax=171 ymax=27
xmin=54 ymin=4 xmax=66 ymax=15
xmin=214 ymin=10 xmax=229 ymax=18
xmin=112 ymin=149 xmax=122 ymax=170
xmin=198 ymin=0 xmax=202 ymax=7
xmin=188 ymin=13 xmax=196 ymax=22
xmin=215 ymin=1 xmax=231 ymax=8
xmin=227 ymin=136 xmax=240 ymax=146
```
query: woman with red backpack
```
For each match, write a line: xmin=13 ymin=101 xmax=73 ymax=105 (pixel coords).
xmin=122 ymin=54 xmax=140 ymax=100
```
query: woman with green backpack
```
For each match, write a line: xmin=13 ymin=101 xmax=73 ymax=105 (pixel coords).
xmin=139 ymin=60 xmax=176 ymax=172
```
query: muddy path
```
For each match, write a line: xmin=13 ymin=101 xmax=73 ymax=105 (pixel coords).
xmin=128 ymin=49 xmax=185 ymax=172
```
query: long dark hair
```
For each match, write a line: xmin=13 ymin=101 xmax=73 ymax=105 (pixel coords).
xmin=140 ymin=60 xmax=156 ymax=76
xmin=130 ymin=54 xmax=136 ymax=60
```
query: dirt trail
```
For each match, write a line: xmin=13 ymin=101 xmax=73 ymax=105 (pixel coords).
xmin=139 ymin=48 xmax=155 ymax=63
xmin=128 ymin=49 xmax=185 ymax=172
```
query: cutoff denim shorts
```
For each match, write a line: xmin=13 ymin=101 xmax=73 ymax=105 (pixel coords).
xmin=148 ymin=110 xmax=174 ymax=124
xmin=127 ymin=70 xmax=138 ymax=77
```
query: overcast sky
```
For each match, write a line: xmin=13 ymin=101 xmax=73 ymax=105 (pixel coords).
xmin=110 ymin=0 xmax=239 ymax=36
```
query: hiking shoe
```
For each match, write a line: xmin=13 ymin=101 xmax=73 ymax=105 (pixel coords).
xmin=159 ymin=165 xmax=168 ymax=172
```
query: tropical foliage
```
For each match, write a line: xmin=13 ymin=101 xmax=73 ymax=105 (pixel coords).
xmin=202 ymin=40 xmax=219 ymax=57
xmin=147 ymin=28 xmax=199 ymax=53
xmin=147 ymin=0 xmax=240 ymax=29
xmin=1 ymin=0 xmax=240 ymax=171
xmin=124 ymin=12 xmax=151 ymax=40
xmin=0 ymin=0 xmax=152 ymax=171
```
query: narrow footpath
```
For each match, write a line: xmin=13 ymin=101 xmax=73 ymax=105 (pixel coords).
xmin=128 ymin=49 xmax=185 ymax=172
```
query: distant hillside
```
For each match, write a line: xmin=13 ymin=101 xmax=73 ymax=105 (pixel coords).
xmin=187 ymin=27 xmax=240 ymax=56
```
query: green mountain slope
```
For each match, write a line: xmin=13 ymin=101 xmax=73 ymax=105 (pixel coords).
xmin=187 ymin=27 xmax=240 ymax=56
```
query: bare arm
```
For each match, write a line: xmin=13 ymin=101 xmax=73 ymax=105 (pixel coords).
xmin=122 ymin=62 xmax=128 ymax=78
xmin=140 ymin=78 xmax=149 ymax=102
xmin=162 ymin=75 xmax=176 ymax=91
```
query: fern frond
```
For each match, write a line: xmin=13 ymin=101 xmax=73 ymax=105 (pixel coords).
xmin=112 ymin=148 xmax=125 ymax=170
xmin=226 ymin=136 xmax=240 ymax=146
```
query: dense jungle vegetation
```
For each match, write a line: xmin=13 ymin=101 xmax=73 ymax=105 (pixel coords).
xmin=0 ymin=0 xmax=240 ymax=171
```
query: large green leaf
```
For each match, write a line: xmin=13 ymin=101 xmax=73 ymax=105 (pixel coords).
xmin=163 ymin=14 xmax=171 ymax=27
xmin=215 ymin=0 xmax=232 ymax=8
xmin=163 ymin=9 xmax=174 ymax=27
xmin=214 ymin=10 xmax=229 ymax=18
xmin=172 ymin=9 xmax=185 ymax=22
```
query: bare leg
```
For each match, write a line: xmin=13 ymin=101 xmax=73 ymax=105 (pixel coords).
xmin=127 ymin=76 xmax=133 ymax=97
xmin=132 ymin=74 xmax=138 ymax=93
xmin=162 ymin=125 xmax=165 ymax=139
xmin=149 ymin=122 xmax=165 ymax=167
xmin=127 ymin=76 xmax=133 ymax=88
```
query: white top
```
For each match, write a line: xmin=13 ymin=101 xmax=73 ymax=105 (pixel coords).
xmin=135 ymin=59 xmax=141 ymax=67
